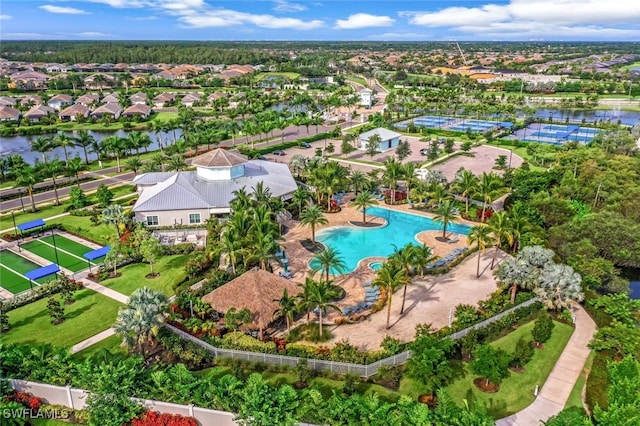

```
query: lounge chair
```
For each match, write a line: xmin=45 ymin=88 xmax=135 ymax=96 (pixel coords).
xmin=361 ymin=281 xmax=372 ymax=287
xmin=448 ymin=235 xmax=459 ymax=243
xmin=343 ymin=307 xmax=352 ymax=316
xmin=359 ymin=302 xmax=370 ymax=310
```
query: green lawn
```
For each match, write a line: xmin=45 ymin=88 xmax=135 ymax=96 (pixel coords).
xmin=564 ymin=350 xmax=595 ymax=412
xmin=72 ymin=333 xmax=125 ymax=360
xmin=40 ymin=234 xmax=94 ymax=257
xmin=253 ymin=72 xmax=301 ymax=82
xmin=0 ymin=250 xmax=52 ymax=294
xmin=153 ymin=111 xmax=179 ymax=122
xmin=1 ymin=288 xmax=123 ymax=348
xmin=21 ymin=238 xmax=89 ymax=272
xmin=443 ymin=320 xmax=574 ymax=419
xmin=100 ymin=255 xmax=190 ymax=296
xmin=47 ymin=215 xmax=117 ymax=246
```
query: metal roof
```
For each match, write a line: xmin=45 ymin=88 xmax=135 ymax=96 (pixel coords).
xmin=191 ymin=148 xmax=248 ymax=168
xmin=359 ymin=127 xmax=402 ymax=141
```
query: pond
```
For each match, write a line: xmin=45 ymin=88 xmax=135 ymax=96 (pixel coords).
xmin=1 ymin=128 xmax=183 ymax=164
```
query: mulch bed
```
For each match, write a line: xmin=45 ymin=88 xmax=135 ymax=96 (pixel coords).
xmin=510 ymin=366 xmax=525 ymax=373
xmin=473 ymin=378 xmax=500 ymax=393
xmin=348 ymin=220 xmax=384 ymax=228
xmin=145 ymin=273 xmax=160 ymax=279
xmin=300 ymin=239 xmax=325 ymax=253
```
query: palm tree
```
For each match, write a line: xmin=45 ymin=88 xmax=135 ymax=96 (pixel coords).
xmin=383 ymin=157 xmax=404 ymax=204
xmin=65 ymin=157 xmax=86 ymax=186
xmin=349 ymin=170 xmax=368 ymax=195
xmin=414 ymin=244 xmax=437 ymax=278
xmin=453 ymin=169 xmax=479 ymax=215
xmin=487 ymin=211 xmax=514 ymax=270
xmin=273 ymin=289 xmax=298 ymax=333
xmin=373 ymin=263 xmax=409 ymax=329
xmin=432 ymin=200 xmax=460 ymax=239
xmin=125 ymin=157 xmax=143 ymax=175
xmin=42 ymin=159 xmax=63 ymax=205
xmin=351 ymin=191 xmax=378 ymax=224
xmin=169 ymin=155 xmax=187 ymax=171
xmin=310 ymin=279 xmax=342 ymax=338
xmin=54 ymin=133 xmax=75 ymax=167
xmin=74 ymin=130 xmax=95 ymax=165
xmin=291 ymin=187 xmax=312 ymax=217
xmin=389 ymin=243 xmax=419 ymax=314
xmin=247 ymin=232 xmax=279 ymax=271
xmin=506 ymin=204 xmax=531 ymax=252
xmin=102 ymin=136 xmax=127 ymax=172
xmin=16 ymin=165 xmax=42 ymax=212
xmin=100 ymin=204 xmax=129 ymax=237
xmin=536 ymin=264 xmax=584 ymax=311
xmin=467 ymin=225 xmax=492 ymax=278
xmin=30 ymin=136 xmax=54 ymax=165
xmin=297 ymin=278 xmax=318 ymax=325
xmin=477 ymin=172 xmax=502 ymax=222
xmin=127 ymin=131 xmax=152 ymax=155
xmin=300 ymin=204 xmax=328 ymax=243
xmin=495 ymin=256 xmax=537 ymax=304
xmin=311 ymin=247 xmax=346 ymax=282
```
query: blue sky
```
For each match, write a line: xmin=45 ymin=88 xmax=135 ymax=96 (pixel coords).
xmin=1 ymin=0 xmax=639 ymax=41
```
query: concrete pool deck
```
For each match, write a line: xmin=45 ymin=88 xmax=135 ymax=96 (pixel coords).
xmin=279 ymin=202 xmax=502 ymax=350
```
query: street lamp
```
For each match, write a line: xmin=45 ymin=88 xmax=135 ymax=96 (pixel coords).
xmin=18 ymin=189 xmax=25 ymax=213
xmin=51 ymin=229 xmax=60 ymax=266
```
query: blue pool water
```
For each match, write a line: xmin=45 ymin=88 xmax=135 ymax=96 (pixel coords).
xmin=369 ymin=261 xmax=383 ymax=271
xmin=316 ymin=207 xmax=471 ymax=273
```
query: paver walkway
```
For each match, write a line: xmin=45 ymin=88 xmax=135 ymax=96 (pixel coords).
xmin=70 ymin=328 xmax=116 ymax=354
xmin=496 ymin=304 xmax=596 ymax=426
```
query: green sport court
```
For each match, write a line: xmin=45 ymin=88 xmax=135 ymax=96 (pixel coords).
xmin=20 ymin=234 xmax=102 ymax=273
xmin=0 ymin=250 xmax=54 ymax=295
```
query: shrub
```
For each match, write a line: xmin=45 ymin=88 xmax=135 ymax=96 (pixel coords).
xmin=532 ymin=313 xmax=554 ymax=347
xmin=131 ymin=411 xmax=199 ymax=426
xmin=510 ymin=337 xmax=534 ymax=368
xmin=380 ymin=335 xmax=402 ymax=354
xmin=454 ymin=304 xmax=481 ymax=327
xmin=222 ymin=332 xmax=277 ymax=352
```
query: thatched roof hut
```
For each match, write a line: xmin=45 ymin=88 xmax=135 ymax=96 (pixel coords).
xmin=201 ymin=268 xmax=301 ymax=332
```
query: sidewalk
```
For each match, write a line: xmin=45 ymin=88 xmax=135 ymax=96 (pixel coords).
xmin=496 ymin=304 xmax=596 ymax=426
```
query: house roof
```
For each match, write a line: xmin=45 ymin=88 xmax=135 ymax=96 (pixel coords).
xmin=59 ymin=104 xmax=90 ymax=117
xmin=49 ymin=94 xmax=72 ymax=103
xmin=132 ymin=159 xmax=297 ymax=212
xmin=359 ymin=127 xmax=402 ymax=142
xmin=92 ymin=103 xmax=122 ymax=115
xmin=20 ymin=95 xmax=42 ymax=105
xmin=101 ymin=94 xmax=119 ymax=104
xmin=24 ymin=105 xmax=54 ymax=117
xmin=0 ymin=106 xmax=20 ymax=119
xmin=202 ymin=268 xmax=301 ymax=330
xmin=0 ymin=96 xmax=17 ymax=106
xmin=191 ymin=148 xmax=247 ymax=168
xmin=123 ymin=104 xmax=151 ymax=115
xmin=75 ymin=93 xmax=100 ymax=105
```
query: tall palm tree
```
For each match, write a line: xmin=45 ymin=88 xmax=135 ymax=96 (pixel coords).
xmin=389 ymin=243 xmax=418 ymax=314
xmin=297 ymin=278 xmax=318 ymax=325
xmin=291 ymin=187 xmax=312 ymax=217
xmin=311 ymin=247 xmax=346 ymax=282
xmin=373 ymin=263 xmax=409 ymax=329
xmin=247 ymin=232 xmax=279 ymax=271
xmin=127 ymin=131 xmax=152 ymax=155
xmin=125 ymin=157 xmax=143 ymax=175
xmin=300 ymin=204 xmax=328 ymax=243
xmin=310 ymin=279 xmax=342 ymax=338
xmin=349 ymin=170 xmax=368 ymax=195
xmin=351 ymin=191 xmax=378 ymax=224
xmin=487 ymin=211 xmax=514 ymax=270
xmin=16 ymin=165 xmax=42 ymax=212
xmin=30 ymin=136 xmax=54 ymax=165
xmin=467 ymin=225 xmax=492 ymax=278
xmin=507 ymin=204 xmax=531 ymax=252
xmin=169 ymin=155 xmax=187 ymax=171
xmin=151 ymin=152 xmax=168 ymax=172
xmin=100 ymin=204 xmax=129 ymax=237
xmin=65 ymin=157 xmax=87 ymax=186
xmin=414 ymin=244 xmax=437 ymax=278
xmin=42 ymin=159 xmax=63 ymax=205
xmin=273 ymin=289 xmax=298 ymax=333
xmin=432 ymin=200 xmax=460 ymax=239
xmin=54 ymin=133 xmax=75 ymax=167
xmin=477 ymin=172 xmax=502 ymax=222
xmin=102 ymin=136 xmax=127 ymax=172
xmin=74 ymin=130 xmax=95 ymax=165
xmin=383 ymin=157 xmax=404 ymax=204
xmin=453 ymin=169 xmax=479 ymax=215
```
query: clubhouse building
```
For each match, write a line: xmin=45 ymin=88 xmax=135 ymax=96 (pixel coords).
xmin=132 ymin=149 xmax=297 ymax=227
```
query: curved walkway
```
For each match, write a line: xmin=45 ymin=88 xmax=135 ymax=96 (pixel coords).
xmin=496 ymin=304 xmax=596 ymax=426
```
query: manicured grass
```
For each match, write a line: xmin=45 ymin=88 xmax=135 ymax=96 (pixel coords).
xmin=48 ymin=215 xmax=116 ymax=246
xmin=564 ymin=350 xmax=595 ymax=412
xmin=1 ymin=288 xmax=123 ymax=348
xmin=100 ymin=255 xmax=190 ymax=296
xmin=253 ymin=72 xmax=301 ymax=82
xmin=443 ymin=320 xmax=574 ymax=419
xmin=0 ymin=250 xmax=52 ymax=294
xmin=40 ymin=234 xmax=95 ymax=257
xmin=72 ymin=334 xmax=125 ymax=360
xmin=21 ymin=238 xmax=89 ymax=273
xmin=153 ymin=111 xmax=179 ymax=121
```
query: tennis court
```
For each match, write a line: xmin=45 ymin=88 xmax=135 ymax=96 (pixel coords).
xmin=0 ymin=250 xmax=52 ymax=295
xmin=20 ymin=234 xmax=99 ymax=273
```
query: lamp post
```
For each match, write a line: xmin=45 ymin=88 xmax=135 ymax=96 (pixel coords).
xmin=18 ymin=189 xmax=25 ymax=213
xmin=51 ymin=229 xmax=60 ymax=266
xmin=508 ymin=149 xmax=513 ymax=170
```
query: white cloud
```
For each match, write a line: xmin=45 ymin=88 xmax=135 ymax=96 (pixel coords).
xmin=367 ymin=32 xmax=432 ymax=40
xmin=126 ymin=16 xmax=158 ymax=21
xmin=179 ymin=10 xmax=323 ymax=30
xmin=0 ymin=14 xmax=12 ymax=20
xmin=273 ymin=0 xmax=307 ymax=13
xmin=76 ymin=32 xmax=116 ymax=38
xmin=39 ymin=5 xmax=91 ymax=15
xmin=335 ymin=13 xmax=395 ymax=29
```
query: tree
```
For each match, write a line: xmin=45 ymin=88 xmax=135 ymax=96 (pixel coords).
xmin=432 ymin=200 xmax=460 ymax=239
xmin=69 ymin=186 xmax=89 ymax=210
xmin=273 ymin=289 xmax=298 ymax=333
xmin=311 ymin=247 xmax=346 ymax=282
xmin=477 ymin=172 xmax=502 ymax=222
xmin=169 ymin=155 xmax=187 ymax=171
xmin=74 ymin=130 xmax=95 ymax=165
xmin=42 ymin=159 xmax=63 ymax=206
xmin=443 ymin=139 xmax=455 ymax=154
xmin=235 ymin=373 xmax=299 ymax=426
xmin=103 ymin=136 xmax=127 ymax=172
xmin=496 ymin=245 xmax=555 ymax=304
xmin=351 ymin=191 xmax=378 ymax=224
xmin=495 ymin=155 xmax=508 ymax=169
xmin=532 ymin=313 xmax=554 ymax=347
xmin=309 ymin=279 xmax=341 ymax=338
xmin=461 ymin=141 xmax=473 ymax=152
xmin=407 ymin=333 xmax=456 ymax=396
xmin=470 ymin=344 xmax=512 ymax=388
xmin=65 ymin=156 xmax=87 ymax=186
xmin=365 ymin=134 xmax=381 ymax=159
xmin=373 ymin=262 xmax=409 ymax=329
xmin=0 ymin=302 xmax=10 ymax=332
xmin=96 ymin=184 xmax=114 ymax=208
xmin=511 ymin=337 xmax=534 ymax=369
xmin=297 ymin=278 xmax=318 ymax=325
xmin=54 ymin=133 xmax=75 ymax=166
xmin=382 ymin=157 xmax=404 ymax=205
xmin=487 ymin=211 xmax=514 ymax=269
xmin=224 ymin=307 xmax=251 ymax=343
xmin=31 ymin=136 xmax=55 ymax=165
xmin=592 ymin=357 xmax=640 ymax=426
xmin=389 ymin=243 xmax=419 ymax=315
xmin=395 ymin=139 xmax=412 ymax=161
xmin=139 ymin=230 xmax=162 ymax=276
xmin=349 ymin=170 xmax=368 ymax=195
xmin=125 ymin=157 xmax=143 ymax=175
xmin=16 ymin=165 xmax=42 ymax=212
xmin=113 ymin=287 xmax=167 ymax=356
xmin=299 ymin=204 xmax=327 ymax=243
xmin=100 ymin=204 xmax=129 ymax=237
xmin=47 ymin=297 xmax=65 ymax=324
xmin=452 ymin=169 xmax=479 ymax=215
xmin=467 ymin=225 xmax=492 ymax=278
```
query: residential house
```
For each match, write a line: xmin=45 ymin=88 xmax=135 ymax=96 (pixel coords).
xmin=84 ymin=74 xmax=116 ymax=90
xmin=132 ymin=148 xmax=297 ymax=226
xmin=20 ymin=95 xmax=43 ymax=107
xmin=129 ymin=92 xmax=148 ymax=105
xmin=122 ymin=104 xmax=152 ymax=119
xmin=101 ymin=93 xmax=120 ymax=104
xmin=75 ymin=93 xmax=100 ymax=106
xmin=152 ymin=92 xmax=176 ymax=109
xmin=0 ymin=96 xmax=17 ymax=107
xmin=181 ymin=93 xmax=201 ymax=107
xmin=59 ymin=104 xmax=90 ymax=121
xmin=23 ymin=105 xmax=55 ymax=122
xmin=91 ymin=103 xmax=122 ymax=120
xmin=357 ymin=128 xmax=402 ymax=152
xmin=9 ymin=70 xmax=49 ymax=90
xmin=359 ymin=88 xmax=374 ymax=108
xmin=48 ymin=94 xmax=73 ymax=110
xmin=0 ymin=106 xmax=21 ymax=121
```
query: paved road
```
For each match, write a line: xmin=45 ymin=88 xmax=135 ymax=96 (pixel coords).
xmin=496 ymin=305 xmax=597 ymax=426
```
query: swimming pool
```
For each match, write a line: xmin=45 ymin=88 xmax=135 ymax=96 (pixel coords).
xmin=316 ymin=207 xmax=471 ymax=273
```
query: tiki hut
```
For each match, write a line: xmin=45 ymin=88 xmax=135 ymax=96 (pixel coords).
xmin=201 ymin=268 xmax=301 ymax=336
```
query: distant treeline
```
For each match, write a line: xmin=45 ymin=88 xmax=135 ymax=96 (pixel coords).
xmin=2 ymin=41 xmax=640 ymax=64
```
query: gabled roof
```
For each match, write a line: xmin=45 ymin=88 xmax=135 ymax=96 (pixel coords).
xmin=191 ymin=148 xmax=248 ymax=168
xmin=359 ymin=127 xmax=402 ymax=141
xmin=92 ymin=103 xmax=122 ymax=115
xmin=101 ymin=93 xmax=119 ymax=104
xmin=75 ymin=93 xmax=100 ymax=105
xmin=59 ymin=104 xmax=90 ymax=117
xmin=0 ymin=96 xmax=17 ymax=106
xmin=123 ymin=104 xmax=152 ymax=115
xmin=133 ymin=173 xmax=212 ymax=211
xmin=24 ymin=105 xmax=54 ymax=117
xmin=49 ymin=94 xmax=72 ymax=103
xmin=0 ymin=106 xmax=20 ymax=119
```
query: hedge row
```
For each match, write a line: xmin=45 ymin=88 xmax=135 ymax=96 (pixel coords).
xmin=0 ymin=176 xmax=95 ymax=202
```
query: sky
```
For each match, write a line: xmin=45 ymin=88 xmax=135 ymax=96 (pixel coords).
xmin=1 ymin=0 xmax=639 ymax=41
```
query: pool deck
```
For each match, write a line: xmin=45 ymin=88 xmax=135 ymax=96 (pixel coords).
xmin=279 ymin=202 xmax=502 ymax=350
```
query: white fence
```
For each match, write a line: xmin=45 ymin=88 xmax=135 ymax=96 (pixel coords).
xmin=166 ymin=297 xmax=540 ymax=378
xmin=9 ymin=379 xmax=238 ymax=426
